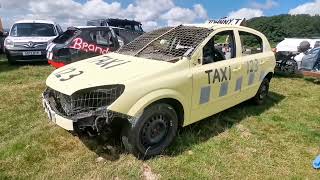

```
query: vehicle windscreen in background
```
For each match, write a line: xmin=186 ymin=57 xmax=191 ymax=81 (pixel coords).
xmin=118 ymin=25 xmax=213 ymax=62
xmin=301 ymin=48 xmax=320 ymax=70
xmin=10 ymin=23 xmax=56 ymax=37
xmin=53 ymin=29 xmax=79 ymax=44
xmin=306 ymin=48 xmax=320 ymax=56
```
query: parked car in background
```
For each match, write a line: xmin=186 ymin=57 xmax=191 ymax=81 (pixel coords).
xmin=4 ymin=20 xmax=63 ymax=64
xmin=0 ymin=17 xmax=8 ymax=54
xmin=275 ymin=38 xmax=320 ymax=74
xmin=87 ymin=18 xmax=144 ymax=35
xmin=0 ymin=30 xmax=8 ymax=53
xmin=47 ymin=26 xmax=141 ymax=68
xmin=87 ymin=18 xmax=144 ymax=50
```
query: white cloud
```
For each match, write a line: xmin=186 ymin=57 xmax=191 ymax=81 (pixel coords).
xmin=194 ymin=4 xmax=208 ymax=19
xmin=161 ymin=4 xmax=208 ymax=26
xmin=251 ymin=0 xmax=278 ymax=10
xmin=289 ymin=0 xmax=320 ymax=16
xmin=126 ymin=0 xmax=174 ymax=22
xmin=0 ymin=0 xmax=208 ymax=31
xmin=228 ymin=8 xmax=264 ymax=20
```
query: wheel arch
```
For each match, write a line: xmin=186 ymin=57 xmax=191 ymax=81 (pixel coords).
xmin=126 ymin=89 xmax=187 ymax=127
xmin=148 ymin=98 xmax=185 ymax=128
xmin=265 ymin=71 xmax=273 ymax=82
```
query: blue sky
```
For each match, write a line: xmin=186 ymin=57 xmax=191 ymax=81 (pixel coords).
xmin=0 ymin=0 xmax=319 ymax=30
xmin=177 ymin=0 xmax=312 ymax=17
xmin=74 ymin=0 xmax=313 ymax=18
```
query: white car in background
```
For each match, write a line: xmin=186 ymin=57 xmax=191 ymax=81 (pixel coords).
xmin=4 ymin=20 xmax=63 ymax=64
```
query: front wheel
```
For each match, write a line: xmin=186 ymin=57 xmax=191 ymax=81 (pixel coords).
xmin=253 ymin=78 xmax=270 ymax=105
xmin=121 ymin=103 xmax=178 ymax=158
xmin=6 ymin=54 xmax=16 ymax=65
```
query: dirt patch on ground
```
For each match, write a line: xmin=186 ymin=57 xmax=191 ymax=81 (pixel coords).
xmin=236 ymin=124 xmax=252 ymax=139
xmin=142 ymin=163 xmax=160 ymax=180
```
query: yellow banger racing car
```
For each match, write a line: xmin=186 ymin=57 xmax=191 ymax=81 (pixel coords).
xmin=42 ymin=20 xmax=276 ymax=158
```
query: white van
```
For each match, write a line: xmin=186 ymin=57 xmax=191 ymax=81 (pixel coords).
xmin=4 ymin=20 xmax=63 ymax=64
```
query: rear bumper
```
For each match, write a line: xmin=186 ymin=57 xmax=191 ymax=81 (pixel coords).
xmin=6 ymin=49 xmax=47 ymax=61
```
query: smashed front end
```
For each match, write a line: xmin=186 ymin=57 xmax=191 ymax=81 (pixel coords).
xmin=42 ymin=85 xmax=132 ymax=134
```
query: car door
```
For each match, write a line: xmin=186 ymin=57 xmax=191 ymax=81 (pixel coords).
xmin=95 ymin=29 xmax=119 ymax=53
xmin=237 ymin=30 xmax=270 ymax=100
xmin=190 ymin=29 xmax=245 ymax=123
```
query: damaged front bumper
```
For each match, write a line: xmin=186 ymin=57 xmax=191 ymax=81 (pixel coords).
xmin=42 ymin=97 xmax=74 ymax=130
xmin=41 ymin=89 xmax=133 ymax=133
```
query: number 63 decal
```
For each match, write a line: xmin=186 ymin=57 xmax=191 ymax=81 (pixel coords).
xmin=54 ymin=67 xmax=84 ymax=81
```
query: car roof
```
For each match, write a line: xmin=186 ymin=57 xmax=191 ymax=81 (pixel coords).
xmin=88 ymin=18 xmax=142 ymax=25
xmin=276 ymin=38 xmax=320 ymax=52
xmin=70 ymin=25 xmax=128 ymax=31
xmin=73 ymin=26 xmax=106 ymax=29
xmin=14 ymin=20 xmax=56 ymax=25
xmin=182 ymin=23 xmax=265 ymax=39
xmin=69 ymin=26 xmax=111 ymax=30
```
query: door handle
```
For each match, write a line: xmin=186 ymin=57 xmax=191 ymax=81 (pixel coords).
xmin=232 ymin=65 xmax=242 ymax=72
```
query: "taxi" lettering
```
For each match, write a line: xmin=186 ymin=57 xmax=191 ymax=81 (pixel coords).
xmin=205 ymin=66 xmax=231 ymax=84
xmin=89 ymin=56 xmax=131 ymax=69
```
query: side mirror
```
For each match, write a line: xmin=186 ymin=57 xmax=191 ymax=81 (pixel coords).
xmin=3 ymin=31 xmax=9 ymax=36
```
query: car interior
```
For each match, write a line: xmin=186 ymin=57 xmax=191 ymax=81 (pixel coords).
xmin=203 ymin=31 xmax=236 ymax=65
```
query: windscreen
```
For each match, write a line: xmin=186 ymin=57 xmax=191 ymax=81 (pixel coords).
xmin=301 ymin=48 xmax=320 ymax=70
xmin=306 ymin=48 xmax=320 ymax=56
xmin=87 ymin=20 xmax=104 ymax=26
xmin=10 ymin=23 xmax=56 ymax=37
xmin=53 ymin=29 xmax=79 ymax=44
xmin=118 ymin=25 xmax=213 ymax=62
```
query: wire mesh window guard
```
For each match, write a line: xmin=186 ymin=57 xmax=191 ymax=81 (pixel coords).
xmin=45 ymin=85 xmax=124 ymax=117
xmin=118 ymin=25 xmax=213 ymax=62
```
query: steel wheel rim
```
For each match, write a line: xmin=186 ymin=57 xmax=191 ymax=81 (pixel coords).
xmin=141 ymin=114 xmax=170 ymax=148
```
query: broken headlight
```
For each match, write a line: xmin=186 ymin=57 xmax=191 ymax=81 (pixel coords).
xmin=47 ymin=85 xmax=125 ymax=117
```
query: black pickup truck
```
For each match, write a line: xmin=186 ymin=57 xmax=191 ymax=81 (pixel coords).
xmin=47 ymin=25 xmax=142 ymax=68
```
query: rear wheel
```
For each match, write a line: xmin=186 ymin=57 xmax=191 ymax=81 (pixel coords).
xmin=121 ymin=103 xmax=178 ymax=158
xmin=253 ymin=78 xmax=270 ymax=105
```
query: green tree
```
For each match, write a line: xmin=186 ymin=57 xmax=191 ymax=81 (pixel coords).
xmin=247 ymin=14 xmax=320 ymax=46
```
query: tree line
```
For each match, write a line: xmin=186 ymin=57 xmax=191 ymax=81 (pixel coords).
xmin=246 ymin=14 xmax=320 ymax=46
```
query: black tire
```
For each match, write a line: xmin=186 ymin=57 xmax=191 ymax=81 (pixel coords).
xmin=281 ymin=59 xmax=298 ymax=75
xmin=121 ymin=103 xmax=178 ymax=158
xmin=253 ymin=78 xmax=270 ymax=105
xmin=6 ymin=54 xmax=16 ymax=65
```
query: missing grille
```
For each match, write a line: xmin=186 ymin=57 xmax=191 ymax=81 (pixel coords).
xmin=44 ymin=85 xmax=124 ymax=117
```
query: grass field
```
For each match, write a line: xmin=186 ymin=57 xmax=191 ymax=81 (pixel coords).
xmin=0 ymin=54 xmax=319 ymax=179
